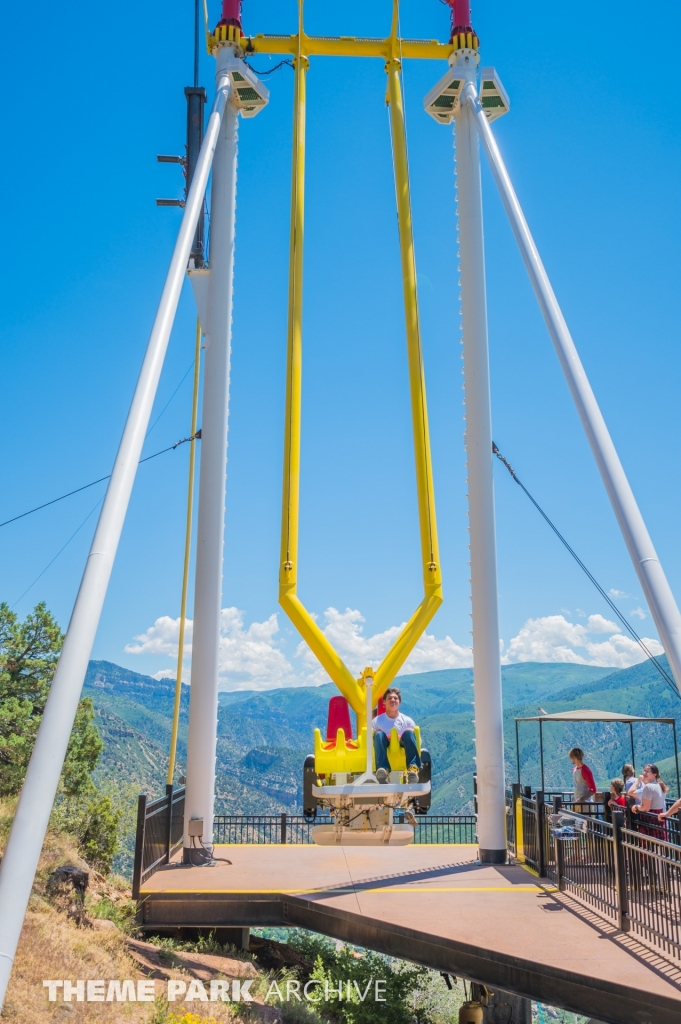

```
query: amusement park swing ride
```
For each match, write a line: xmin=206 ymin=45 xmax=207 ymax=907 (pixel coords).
xmin=3 ymin=0 xmax=681 ymax=1006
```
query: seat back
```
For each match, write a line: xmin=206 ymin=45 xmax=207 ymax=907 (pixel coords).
xmin=387 ymin=726 xmax=422 ymax=772
xmin=326 ymin=696 xmax=354 ymax=741
xmin=374 ymin=696 xmax=386 ymax=716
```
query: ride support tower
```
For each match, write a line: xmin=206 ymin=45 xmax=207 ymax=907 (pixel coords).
xmin=451 ymin=0 xmax=505 ymax=862
xmin=183 ymin=0 xmax=269 ymax=863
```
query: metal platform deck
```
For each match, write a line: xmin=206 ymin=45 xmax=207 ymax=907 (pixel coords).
xmin=139 ymin=844 xmax=681 ymax=1024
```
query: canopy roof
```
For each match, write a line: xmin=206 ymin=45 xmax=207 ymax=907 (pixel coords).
xmin=516 ymin=709 xmax=675 ymax=725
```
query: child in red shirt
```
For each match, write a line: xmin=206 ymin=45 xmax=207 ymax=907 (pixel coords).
xmin=609 ymin=777 xmax=626 ymax=808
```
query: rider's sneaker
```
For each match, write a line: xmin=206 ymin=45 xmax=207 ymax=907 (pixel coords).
xmin=407 ymin=767 xmax=420 ymax=784
xmin=376 ymin=768 xmax=389 ymax=784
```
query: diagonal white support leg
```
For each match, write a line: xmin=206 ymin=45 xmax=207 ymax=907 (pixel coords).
xmin=464 ymin=82 xmax=681 ymax=695
xmin=0 ymin=74 xmax=232 ymax=1012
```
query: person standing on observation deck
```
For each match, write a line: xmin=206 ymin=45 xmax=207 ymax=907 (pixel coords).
xmin=569 ymin=747 xmax=597 ymax=807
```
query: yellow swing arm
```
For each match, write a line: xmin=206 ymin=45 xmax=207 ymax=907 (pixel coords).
xmin=278 ymin=0 xmax=442 ymax=734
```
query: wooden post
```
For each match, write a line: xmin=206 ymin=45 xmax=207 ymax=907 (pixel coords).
xmin=132 ymin=794 xmax=148 ymax=901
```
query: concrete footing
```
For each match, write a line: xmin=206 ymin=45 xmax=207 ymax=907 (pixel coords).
xmin=484 ymin=987 xmax=531 ymax=1024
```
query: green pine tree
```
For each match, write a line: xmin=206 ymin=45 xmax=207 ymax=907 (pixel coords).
xmin=0 ymin=601 xmax=102 ymax=797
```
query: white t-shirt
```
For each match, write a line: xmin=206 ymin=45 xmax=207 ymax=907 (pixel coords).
xmin=640 ymin=781 xmax=665 ymax=811
xmin=372 ymin=712 xmax=415 ymax=738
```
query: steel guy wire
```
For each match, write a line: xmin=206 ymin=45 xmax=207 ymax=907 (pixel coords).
xmin=11 ymin=496 xmax=105 ymax=608
xmin=0 ymin=433 xmax=200 ymax=531
xmin=492 ymin=442 xmax=680 ymax=700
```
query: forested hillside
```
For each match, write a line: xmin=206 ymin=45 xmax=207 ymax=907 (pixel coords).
xmin=61 ymin=656 xmax=677 ymax=873
xmin=85 ymin=657 xmax=681 ymax=814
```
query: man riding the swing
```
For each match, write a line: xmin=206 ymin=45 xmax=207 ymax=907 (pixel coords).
xmin=372 ymin=686 xmax=421 ymax=784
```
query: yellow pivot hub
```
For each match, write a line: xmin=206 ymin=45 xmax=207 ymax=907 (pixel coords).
xmin=279 ymin=0 xmax=443 ymax=724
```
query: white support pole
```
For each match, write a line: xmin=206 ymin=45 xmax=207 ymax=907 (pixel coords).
xmin=183 ymin=49 xmax=239 ymax=859
xmin=0 ymin=76 xmax=231 ymax=1009
xmin=465 ymin=83 xmax=681 ymax=694
xmin=455 ymin=71 xmax=507 ymax=862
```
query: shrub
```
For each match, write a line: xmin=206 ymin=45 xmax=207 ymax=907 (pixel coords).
xmin=53 ymin=793 xmax=122 ymax=873
xmin=286 ymin=932 xmax=433 ymax=1024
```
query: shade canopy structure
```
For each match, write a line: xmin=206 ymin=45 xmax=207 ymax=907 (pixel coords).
xmin=514 ymin=710 xmax=680 ymax=797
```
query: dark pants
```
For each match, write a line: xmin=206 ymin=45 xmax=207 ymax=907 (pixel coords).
xmin=374 ymin=729 xmax=421 ymax=772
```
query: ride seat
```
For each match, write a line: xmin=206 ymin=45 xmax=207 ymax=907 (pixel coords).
xmin=313 ymin=695 xmax=365 ymax=774
xmin=326 ymin=696 xmax=354 ymax=742
xmin=386 ymin=726 xmax=422 ymax=772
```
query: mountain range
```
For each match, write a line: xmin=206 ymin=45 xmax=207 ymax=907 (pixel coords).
xmin=85 ymin=655 xmax=681 ymax=874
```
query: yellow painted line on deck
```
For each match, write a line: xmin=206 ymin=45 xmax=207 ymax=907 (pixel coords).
xmin=210 ymin=843 xmax=478 ymax=848
xmin=360 ymin=886 xmax=543 ymax=892
xmin=140 ymin=885 xmax=542 ymax=895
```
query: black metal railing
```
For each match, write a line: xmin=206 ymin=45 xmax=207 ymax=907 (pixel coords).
xmin=134 ymin=804 xmax=477 ymax=891
xmin=520 ymin=794 xmax=539 ymax=872
xmin=510 ymin=790 xmax=681 ymax=958
xmin=631 ymin=808 xmax=681 ymax=846
xmin=552 ymin=813 xmax=619 ymax=923
xmin=410 ymin=814 xmax=476 ymax=844
xmin=213 ymin=814 xmax=333 ymax=844
xmin=132 ymin=785 xmax=185 ymax=898
xmin=505 ymin=788 xmax=516 ymax=858
xmin=621 ymin=822 xmax=681 ymax=955
xmin=213 ymin=813 xmax=477 ymax=846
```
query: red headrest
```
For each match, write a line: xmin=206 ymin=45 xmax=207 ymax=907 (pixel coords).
xmin=326 ymin=696 xmax=353 ymax=741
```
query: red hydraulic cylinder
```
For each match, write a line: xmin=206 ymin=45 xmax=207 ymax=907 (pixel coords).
xmin=448 ymin=0 xmax=474 ymax=35
xmin=219 ymin=0 xmax=241 ymax=27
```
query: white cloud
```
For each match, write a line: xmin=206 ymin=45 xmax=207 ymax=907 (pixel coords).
xmin=630 ymin=607 xmax=647 ymax=620
xmin=127 ymin=604 xmax=663 ymax=693
xmin=125 ymin=615 xmax=190 ymax=659
xmin=586 ymin=614 xmax=619 ymax=634
xmin=295 ymin=607 xmax=473 ymax=683
xmin=609 ymin=588 xmax=631 ymax=599
xmin=502 ymin=613 xmax=663 ymax=669
xmin=218 ymin=608 xmax=295 ymax=689
xmin=126 ymin=609 xmax=296 ymax=691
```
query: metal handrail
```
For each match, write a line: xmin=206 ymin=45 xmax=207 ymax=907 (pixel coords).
xmin=133 ymin=803 xmax=477 ymax=893
xmin=212 ymin=813 xmax=476 ymax=845
xmin=132 ymin=785 xmax=186 ymax=898
xmin=508 ymin=789 xmax=681 ymax=958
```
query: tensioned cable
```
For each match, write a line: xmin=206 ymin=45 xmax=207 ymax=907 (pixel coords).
xmin=492 ymin=442 xmax=680 ymax=700
xmin=0 ymin=433 xmax=200 ymax=531
xmin=146 ymin=358 xmax=196 ymax=438
xmin=11 ymin=496 xmax=104 ymax=608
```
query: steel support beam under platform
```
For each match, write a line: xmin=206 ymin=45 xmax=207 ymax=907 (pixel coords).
xmin=138 ymin=845 xmax=681 ymax=1024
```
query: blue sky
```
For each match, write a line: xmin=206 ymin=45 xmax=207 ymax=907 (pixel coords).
xmin=1 ymin=1 xmax=680 ymax=688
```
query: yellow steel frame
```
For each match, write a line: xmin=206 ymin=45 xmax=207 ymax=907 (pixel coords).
xmin=247 ymin=34 xmax=456 ymax=61
xmin=279 ymin=0 xmax=443 ymax=735
xmin=244 ymin=29 xmax=459 ymax=62
xmin=207 ymin=20 xmax=465 ymax=61
xmin=167 ymin=318 xmax=202 ymax=786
